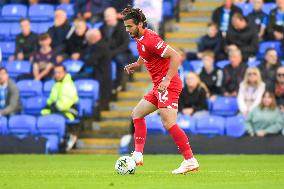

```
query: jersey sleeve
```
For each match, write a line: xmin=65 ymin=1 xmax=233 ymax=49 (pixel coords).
xmin=146 ymin=36 xmax=169 ymax=58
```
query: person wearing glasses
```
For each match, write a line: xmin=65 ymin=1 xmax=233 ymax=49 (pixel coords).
xmin=237 ymin=67 xmax=265 ymax=117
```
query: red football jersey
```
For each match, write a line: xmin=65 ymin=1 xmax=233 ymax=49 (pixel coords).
xmin=135 ymin=29 xmax=181 ymax=89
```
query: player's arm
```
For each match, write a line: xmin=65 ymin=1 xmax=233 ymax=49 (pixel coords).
xmin=158 ymin=46 xmax=182 ymax=92
xmin=124 ymin=56 xmax=144 ymax=74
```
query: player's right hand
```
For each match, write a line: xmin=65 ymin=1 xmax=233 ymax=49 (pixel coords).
xmin=124 ymin=62 xmax=139 ymax=74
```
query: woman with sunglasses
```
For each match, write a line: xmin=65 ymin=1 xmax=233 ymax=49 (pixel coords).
xmin=237 ymin=67 xmax=265 ymax=116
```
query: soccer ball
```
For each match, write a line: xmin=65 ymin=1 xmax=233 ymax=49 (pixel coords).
xmin=115 ymin=156 xmax=136 ymax=175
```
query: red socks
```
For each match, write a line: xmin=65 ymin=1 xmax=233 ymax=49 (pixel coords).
xmin=168 ymin=124 xmax=193 ymax=160
xmin=133 ymin=118 xmax=147 ymax=153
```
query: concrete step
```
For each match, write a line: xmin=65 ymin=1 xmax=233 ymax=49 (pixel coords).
xmin=110 ymin=101 xmax=138 ymax=111
xmin=168 ymin=42 xmax=197 ymax=50
xmin=165 ymin=32 xmax=205 ymax=39
xmin=101 ymin=110 xmax=132 ymax=121
xmin=76 ymin=138 xmax=120 ymax=149
xmin=180 ymin=11 xmax=212 ymax=18
xmin=117 ymin=91 xmax=144 ymax=101
xmin=170 ymin=22 xmax=208 ymax=33
xmin=193 ymin=1 xmax=222 ymax=11
xmin=134 ymin=72 xmax=151 ymax=82
xmin=68 ymin=148 xmax=118 ymax=154
xmin=126 ymin=81 xmax=151 ymax=92
xmin=180 ymin=16 xmax=210 ymax=22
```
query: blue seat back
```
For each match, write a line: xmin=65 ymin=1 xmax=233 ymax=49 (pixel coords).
xmin=5 ymin=60 xmax=31 ymax=78
xmin=75 ymin=79 xmax=100 ymax=101
xmin=43 ymin=80 xmax=55 ymax=97
xmin=38 ymin=22 xmax=53 ymax=34
xmin=56 ymin=4 xmax=74 ymax=18
xmin=145 ymin=115 xmax=166 ymax=134
xmin=0 ymin=42 xmax=15 ymax=58
xmin=247 ymin=60 xmax=261 ymax=67
xmin=8 ymin=115 xmax=36 ymax=135
xmin=78 ymin=98 xmax=93 ymax=117
xmin=10 ymin=22 xmax=21 ymax=38
xmin=29 ymin=4 xmax=54 ymax=21
xmin=216 ymin=60 xmax=230 ymax=69
xmin=211 ymin=96 xmax=239 ymax=116
xmin=225 ymin=115 xmax=246 ymax=137
xmin=112 ymin=61 xmax=117 ymax=80
xmin=196 ymin=115 xmax=225 ymax=135
xmin=262 ymin=3 xmax=276 ymax=15
xmin=17 ymin=79 xmax=42 ymax=98
xmin=0 ymin=117 xmax=8 ymax=135
xmin=189 ymin=60 xmax=203 ymax=73
xmin=258 ymin=41 xmax=282 ymax=58
xmin=63 ymin=59 xmax=84 ymax=76
xmin=22 ymin=96 xmax=47 ymax=115
xmin=42 ymin=134 xmax=60 ymax=153
xmin=236 ymin=3 xmax=253 ymax=16
xmin=163 ymin=0 xmax=174 ymax=18
xmin=2 ymin=4 xmax=27 ymax=21
xmin=37 ymin=114 xmax=66 ymax=138
xmin=0 ymin=23 xmax=11 ymax=39
xmin=177 ymin=114 xmax=196 ymax=134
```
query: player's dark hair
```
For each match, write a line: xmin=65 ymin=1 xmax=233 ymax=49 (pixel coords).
xmin=121 ymin=6 xmax=147 ymax=28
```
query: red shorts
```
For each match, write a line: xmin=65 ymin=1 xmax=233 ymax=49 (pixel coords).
xmin=144 ymin=84 xmax=182 ymax=109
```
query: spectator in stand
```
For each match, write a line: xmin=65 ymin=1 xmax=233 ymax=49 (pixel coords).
xmin=100 ymin=7 xmax=132 ymax=92
xmin=226 ymin=12 xmax=258 ymax=61
xmin=247 ymin=0 xmax=268 ymax=40
xmin=272 ymin=67 xmax=284 ymax=110
xmin=258 ymin=48 xmax=280 ymax=91
xmin=222 ymin=49 xmax=247 ymax=96
xmin=9 ymin=19 xmax=38 ymax=62
xmin=41 ymin=64 xmax=79 ymax=151
xmin=199 ymin=51 xmax=222 ymax=98
xmin=48 ymin=9 xmax=71 ymax=63
xmin=32 ymin=33 xmax=55 ymax=81
xmin=266 ymin=0 xmax=284 ymax=40
xmin=0 ymin=67 xmax=21 ymax=116
xmin=64 ymin=18 xmax=88 ymax=61
xmin=84 ymin=29 xmax=112 ymax=110
xmin=245 ymin=91 xmax=283 ymax=137
xmin=196 ymin=22 xmax=224 ymax=60
xmin=178 ymin=72 xmax=209 ymax=117
xmin=110 ymin=0 xmax=133 ymax=12
xmin=237 ymin=67 xmax=265 ymax=116
xmin=211 ymin=0 xmax=242 ymax=37
xmin=75 ymin=0 xmax=110 ymax=22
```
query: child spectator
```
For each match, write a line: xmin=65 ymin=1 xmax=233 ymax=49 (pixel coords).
xmin=245 ymin=91 xmax=283 ymax=137
xmin=237 ymin=67 xmax=265 ymax=116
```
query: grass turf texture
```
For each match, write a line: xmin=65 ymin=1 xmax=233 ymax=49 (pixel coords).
xmin=0 ymin=155 xmax=283 ymax=189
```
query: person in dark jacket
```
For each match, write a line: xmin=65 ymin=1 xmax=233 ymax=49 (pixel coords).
xmin=226 ymin=12 xmax=258 ymax=61
xmin=178 ymin=72 xmax=208 ymax=117
xmin=247 ymin=0 xmax=268 ymax=40
xmin=10 ymin=19 xmax=38 ymax=61
xmin=258 ymin=48 xmax=281 ymax=91
xmin=64 ymin=18 xmax=88 ymax=60
xmin=222 ymin=49 xmax=247 ymax=96
xmin=199 ymin=51 xmax=222 ymax=97
xmin=211 ymin=0 xmax=242 ymax=37
xmin=100 ymin=7 xmax=133 ymax=91
xmin=47 ymin=9 xmax=71 ymax=63
xmin=84 ymin=29 xmax=112 ymax=110
xmin=0 ymin=67 xmax=21 ymax=116
xmin=272 ymin=67 xmax=284 ymax=109
xmin=266 ymin=0 xmax=284 ymax=40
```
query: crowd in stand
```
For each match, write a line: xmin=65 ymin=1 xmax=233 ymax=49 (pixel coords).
xmin=178 ymin=0 xmax=284 ymax=137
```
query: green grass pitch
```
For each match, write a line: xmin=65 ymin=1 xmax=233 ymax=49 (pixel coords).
xmin=0 ymin=155 xmax=283 ymax=189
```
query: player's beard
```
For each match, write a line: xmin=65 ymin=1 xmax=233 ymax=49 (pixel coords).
xmin=130 ymin=28 xmax=140 ymax=39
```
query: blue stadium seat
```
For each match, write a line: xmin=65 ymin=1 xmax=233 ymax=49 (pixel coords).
xmin=225 ymin=115 xmax=246 ymax=138
xmin=145 ymin=114 xmax=166 ymax=134
xmin=182 ymin=60 xmax=194 ymax=72
xmin=1 ymin=4 xmax=27 ymax=21
xmin=177 ymin=114 xmax=196 ymax=134
xmin=0 ymin=23 xmax=11 ymax=39
xmin=78 ymin=98 xmax=93 ymax=117
xmin=56 ymin=4 xmax=74 ymax=18
xmin=93 ymin=21 xmax=103 ymax=28
xmin=17 ymin=79 xmax=42 ymax=98
xmin=129 ymin=40 xmax=138 ymax=58
xmin=37 ymin=114 xmax=66 ymax=138
xmin=10 ymin=22 xmax=21 ymax=38
xmin=216 ymin=60 xmax=230 ymax=69
xmin=28 ymin=4 xmax=54 ymax=21
xmin=75 ymin=79 xmax=100 ymax=102
xmin=63 ymin=59 xmax=84 ymax=76
xmin=0 ymin=116 xmax=8 ymax=135
xmin=30 ymin=22 xmax=40 ymax=34
xmin=37 ymin=114 xmax=66 ymax=153
xmin=189 ymin=60 xmax=203 ymax=73
xmin=163 ymin=0 xmax=174 ymax=18
xmin=8 ymin=115 xmax=37 ymax=136
xmin=211 ymin=96 xmax=239 ymax=116
xmin=38 ymin=22 xmax=53 ymax=34
xmin=262 ymin=3 xmax=276 ymax=15
xmin=236 ymin=3 xmax=253 ymax=16
xmin=5 ymin=60 xmax=32 ymax=79
xmin=112 ymin=61 xmax=117 ymax=81
xmin=195 ymin=115 xmax=225 ymax=136
xmin=43 ymin=80 xmax=55 ymax=97
xmin=0 ymin=42 xmax=15 ymax=59
xmin=258 ymin=41 xmax=282 ymax=58
xmin=22 ymin=96 xmax=47 ymax=115
xmin=247 ymin=60 xmax=261 ymax=67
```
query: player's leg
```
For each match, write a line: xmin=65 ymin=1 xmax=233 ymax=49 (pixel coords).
xmin=131 ymin=98 xmax=158 ymax=165
xmin=160 ymin=108 xmax=199 ymax=174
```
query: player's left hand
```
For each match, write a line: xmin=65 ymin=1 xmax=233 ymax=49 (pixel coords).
xmin=158 ymin=78 xmax=170 ymax=92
